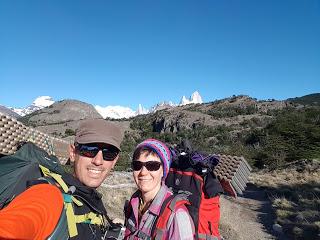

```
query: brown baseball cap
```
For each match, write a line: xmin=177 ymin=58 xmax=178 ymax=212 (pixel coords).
xmin=75 ymin=119 xmax=124 ymax=150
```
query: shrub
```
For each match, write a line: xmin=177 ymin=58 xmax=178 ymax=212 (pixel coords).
xmin=64 ymin=128 xmax=75 ymax=136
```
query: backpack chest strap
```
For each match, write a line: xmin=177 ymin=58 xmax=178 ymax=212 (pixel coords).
xmin=127 ymin=224 xmax=152 ymax=240
xmin=126 ymin=211 xmax=157 ymax=240
xmin=75 ymin=212 xmax=104 ymax=225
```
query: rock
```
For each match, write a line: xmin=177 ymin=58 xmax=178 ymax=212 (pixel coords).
xmin=273 ymin=223 xmax=283 ymax=234
xmin=292 ymin=226 xmax=303 ymax=236
xmin=295 ymin=213 xmax=304 ymax=223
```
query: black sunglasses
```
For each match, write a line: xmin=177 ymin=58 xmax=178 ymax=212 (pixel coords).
xmin=75 ymin=143 xmax=119 ymax=161
xmin=132 ymin=161 xmax=162 ymax=171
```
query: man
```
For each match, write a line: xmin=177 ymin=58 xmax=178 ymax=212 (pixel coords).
xmin=0 ymin=119 xmax=124 ymax=240
xmin=64 ymin=118 xmax=124 ymax=239
xmin=69 ymin=119 xmax=123 ymax=189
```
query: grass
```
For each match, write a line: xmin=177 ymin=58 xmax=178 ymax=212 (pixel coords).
xmin=251 ymin=161 xmax=320 ymax=240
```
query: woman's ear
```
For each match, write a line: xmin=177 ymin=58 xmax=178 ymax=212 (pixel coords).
xmin=161 ymin=166 xmax=165 ymax=180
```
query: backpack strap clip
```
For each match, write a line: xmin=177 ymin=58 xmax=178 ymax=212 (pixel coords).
xmin=75 ymin=212 xmax=104 ymax=225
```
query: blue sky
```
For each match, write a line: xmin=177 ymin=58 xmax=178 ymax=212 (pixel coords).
xmin=0 ymin=0 xmax=319 ymax=109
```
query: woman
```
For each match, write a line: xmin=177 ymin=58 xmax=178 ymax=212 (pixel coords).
xmin=124 ymin=139 xmax=195 ymax=240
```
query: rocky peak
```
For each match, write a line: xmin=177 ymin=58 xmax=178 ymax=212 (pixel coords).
xmin=180 ymin=91 xmax=203 ymax=105
xmin=191 ymin=91 xmax=203 ymax=104
xmin=32 ymin=96 xmax=54 ymax=108
xmin=150 ymin=101 xmax=176 ymax=112
xmin=180 ymin=96 xmax=189 ymax=105
xmin=136 ymin=104 xmax=149 ymax=115
xmin=12 ymin=96 xmax=54 ymax=116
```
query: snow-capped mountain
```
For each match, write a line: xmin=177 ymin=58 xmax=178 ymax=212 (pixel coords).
xmin=8 ymin=91 xmax=203 ymax=119
xmin=179 ymin=91 xmax=203 ymax=105
xmin=95 ymin=105 xmax=136 ymax=119
xmin=137 ymin=104 xmax=149 ymax=115
xmin=180 ymin=96 xmax=189 ymax=105
xmin=10 ymin=96 xmax=54 ymax=117
xmin=94 ymin=91 xmax=202 ymax=119
xmin=95 ymin=103 xmax=150 ymax=119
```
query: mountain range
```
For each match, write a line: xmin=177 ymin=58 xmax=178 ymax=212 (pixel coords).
xmin=2 ymin=91 xmax=203 ymax=119
xmin=2 ymin=92 xmax=319 ymax=164
xmin=9 ymin=96 xmax=55 ymax=117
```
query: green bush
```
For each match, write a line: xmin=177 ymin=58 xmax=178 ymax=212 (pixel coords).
xmin=64 ymin=128 xmax=75 ymax=137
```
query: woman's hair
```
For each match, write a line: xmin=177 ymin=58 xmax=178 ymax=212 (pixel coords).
xmin=132 ymin=146 xmax=159 ymax=161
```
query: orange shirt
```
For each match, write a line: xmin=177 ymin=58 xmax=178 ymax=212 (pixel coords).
xmin=0 ymin=184 xmax=64 ymax=240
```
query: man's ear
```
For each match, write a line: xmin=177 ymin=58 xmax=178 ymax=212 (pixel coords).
xmin=111 ymin=155 xmax=120 ymax=168
xmin=69 ymin=144 xmax=76 ymax=163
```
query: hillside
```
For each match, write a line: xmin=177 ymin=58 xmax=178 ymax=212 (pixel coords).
xmin=287 ymin=93 xmax=320 ymax=106
xmin=0 ymin=105 xmax=20 ymax=118
xmin=117 ymin=95 xmax=320 ymax=171
xmin=18 ymin=99 xmax=104 ymax=139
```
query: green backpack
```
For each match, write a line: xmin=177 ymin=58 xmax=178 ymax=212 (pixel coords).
xmin=0 ymin=142 xmax=105 ymax=239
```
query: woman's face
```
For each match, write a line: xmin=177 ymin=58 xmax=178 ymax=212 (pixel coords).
xmin=133 ymin=151 xmax=163 ymax=198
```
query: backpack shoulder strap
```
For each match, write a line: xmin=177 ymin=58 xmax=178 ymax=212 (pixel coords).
xmin=124 ymin=190 xmax=139 ymax=224
xmin=152 ymin=193 xmax=189 ymax=239
xmin=39 ymin=164 xmax=105 ymax=238
xmin=39 ymin=165 xmax=83 ymax=205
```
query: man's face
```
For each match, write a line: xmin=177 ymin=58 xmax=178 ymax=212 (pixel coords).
xmin=69 ymin=143 xmax=119 ymax=188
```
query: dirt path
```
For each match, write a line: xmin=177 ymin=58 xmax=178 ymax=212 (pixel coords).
xmin=220 ymin=183 xmax=288 ymax=240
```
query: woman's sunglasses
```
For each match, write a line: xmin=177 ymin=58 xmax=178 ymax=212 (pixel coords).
xmin=75 ymin=143 xmax=119 ymax=161
xmin=132 ymin=161 xmax=162 ymax=171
